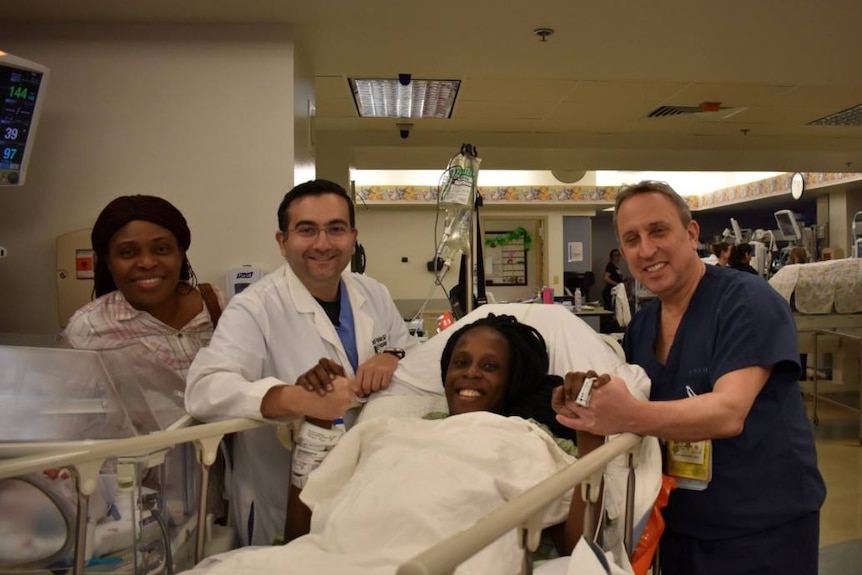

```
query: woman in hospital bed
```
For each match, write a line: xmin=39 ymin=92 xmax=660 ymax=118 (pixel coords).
xmin=184 ymin=304 xmax=661 ymax=575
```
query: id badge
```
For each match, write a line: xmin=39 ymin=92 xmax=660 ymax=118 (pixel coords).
xmin=666 ymin=439 xmax=712 ymax=491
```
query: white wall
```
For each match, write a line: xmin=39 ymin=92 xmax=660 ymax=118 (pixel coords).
xmin=293 ymin=48 xmax=316 ymax=186
xmin=356 ymin=205 xmax=447 ymax=316
xmin=0 ymin=24 xmax=297 ymax=337
xmin=356 ymin=205 xmax=599 ymax=317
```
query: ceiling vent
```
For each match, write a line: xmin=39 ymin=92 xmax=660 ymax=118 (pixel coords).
xmin=646 ymin=104 xmax=746 ymax=121
xmin=808 ymin=103 xmax=862 ymax=126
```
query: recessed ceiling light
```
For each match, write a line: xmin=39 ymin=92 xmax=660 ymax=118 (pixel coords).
xmin=349 ymin=78 xmax=460 ymax=119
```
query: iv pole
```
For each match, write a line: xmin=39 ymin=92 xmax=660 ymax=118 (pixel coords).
xmin=463 ymin=145 xmax=482 ymax=314
xmin=464 ymin=192 xmax=482 ymax=314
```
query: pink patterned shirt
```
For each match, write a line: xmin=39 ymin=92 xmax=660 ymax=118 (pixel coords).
xmin=60 ymin=288 xmax=222 ymax=378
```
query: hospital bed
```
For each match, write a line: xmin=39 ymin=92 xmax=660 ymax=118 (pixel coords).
xmin=1 ymin=304 xmax=661 ymax=575
xmin=397 ymin=433 xmax=647 ymax=575
xmin=0 ymin=343 xmax=265 ymax=575
xmin=340 ymin=303 xmax=662 ymax=574
xmin=769 ymin=259 xmax=862 ymax=440
xmin=1 ymin=417 xmax=653 ymax=575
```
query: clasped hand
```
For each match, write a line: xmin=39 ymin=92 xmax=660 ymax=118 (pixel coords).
xmin=297 ymin=354 xmax=399 ymax=399
xmin=552 ymin=370 xmax=634 ymax=437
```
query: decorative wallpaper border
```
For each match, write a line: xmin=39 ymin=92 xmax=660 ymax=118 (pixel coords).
xmin=691 ymin=172 xmax=862 ymax=210
xmin=356 ymin=172 xmax=862 ymax=210
xmin=357 ymin=185 xmax=618 ymax=204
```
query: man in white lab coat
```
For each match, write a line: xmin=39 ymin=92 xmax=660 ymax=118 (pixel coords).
xmin=186 ymin=179 xmax=414 ymax=546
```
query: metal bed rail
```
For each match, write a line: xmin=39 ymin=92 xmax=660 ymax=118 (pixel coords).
xmin=802 ymin=327 xmax=862 ymax=441
xmin=397 ymin=432 xmax=645 ymax=575
xmin=0 ymin=417 xmax=266 ymax=575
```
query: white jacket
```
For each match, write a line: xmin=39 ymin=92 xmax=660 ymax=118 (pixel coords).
xmin=611 ymin=283 xmax=631 ymax=328
xmin=186 ymin=263 xmax=413 ymax=546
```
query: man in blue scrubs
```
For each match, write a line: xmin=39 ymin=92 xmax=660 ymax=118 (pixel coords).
xmin=555 ymin=181 xmax=825 ymax=575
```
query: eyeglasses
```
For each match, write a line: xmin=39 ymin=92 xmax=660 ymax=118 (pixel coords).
xmin=287 ymin=224 xmax=353 ymax=239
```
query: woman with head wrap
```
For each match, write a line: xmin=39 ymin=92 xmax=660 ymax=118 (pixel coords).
xmin=60 ymin=195 xmax=224 ymax=377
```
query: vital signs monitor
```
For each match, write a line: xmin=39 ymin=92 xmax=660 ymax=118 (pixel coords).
xmin=0 ymin=51 xmax=50 ymax=186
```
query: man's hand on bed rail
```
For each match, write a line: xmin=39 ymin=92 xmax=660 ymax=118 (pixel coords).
xmin=297 ymin=358 xmax=346 ymax=396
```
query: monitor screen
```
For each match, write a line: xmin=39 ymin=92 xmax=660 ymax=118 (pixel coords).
xmin=774 ymin=209 xmax=801 ymax=241
xmin=730 ymin=217 xmax=742 ymax=244
xmin=1 ymin=52 xmax=49 ymax=186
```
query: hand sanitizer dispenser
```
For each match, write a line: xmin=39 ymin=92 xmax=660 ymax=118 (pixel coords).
xmin=225 ymin=266 xmax=265 ymax=299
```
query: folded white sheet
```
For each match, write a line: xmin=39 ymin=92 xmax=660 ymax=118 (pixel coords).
xmin=769 ymin=259 xmax=862 ymax=314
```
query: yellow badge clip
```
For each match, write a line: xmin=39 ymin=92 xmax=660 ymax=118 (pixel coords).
xmin=666 ymin=386 xmax=713 ymax=491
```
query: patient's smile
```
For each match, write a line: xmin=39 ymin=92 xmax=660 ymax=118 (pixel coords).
xmin=444 ymin=326 xmax=511 ymax=415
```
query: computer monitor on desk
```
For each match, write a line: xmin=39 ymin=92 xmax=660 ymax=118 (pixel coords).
xmin=563 ymin=271 xmax=594 ymax=302
xmin=729 ymin=218 xmax=742 ymax=244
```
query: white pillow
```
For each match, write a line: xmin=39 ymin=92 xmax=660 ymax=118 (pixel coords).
xmin=379 ymin=303 xmax=649 ymax=397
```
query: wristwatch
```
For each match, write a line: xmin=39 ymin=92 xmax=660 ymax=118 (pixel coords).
xmin=382 ymin=348 xmax=406 ymax=359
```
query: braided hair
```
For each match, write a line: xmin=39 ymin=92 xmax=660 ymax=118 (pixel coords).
xmin=440 ymin=313 xmax=575 ymax=440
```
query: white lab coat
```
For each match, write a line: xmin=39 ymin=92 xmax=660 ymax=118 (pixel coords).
xmin=185 ymin=263 xmax=414 ymax=546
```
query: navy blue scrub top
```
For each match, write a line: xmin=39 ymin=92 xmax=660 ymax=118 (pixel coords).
xmin=623 ymin=264 xmax=825 ymax=539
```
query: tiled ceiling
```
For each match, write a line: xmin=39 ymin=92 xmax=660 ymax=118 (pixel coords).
xmin=5 ymin=0 xmax=862 ymax=172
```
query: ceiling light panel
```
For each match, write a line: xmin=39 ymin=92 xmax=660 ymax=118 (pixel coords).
xmin=349 ymin=78 xmax=460 ymax=118
xmin=808 ymin=103 xmax=862 ymax=126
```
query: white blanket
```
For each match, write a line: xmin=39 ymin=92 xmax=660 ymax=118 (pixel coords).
xmin=186 ymin=412 xmax=575 ymax=575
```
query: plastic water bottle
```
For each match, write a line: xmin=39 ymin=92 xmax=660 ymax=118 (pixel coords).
xmin=574 ymin=288 xmax=583 ymax=312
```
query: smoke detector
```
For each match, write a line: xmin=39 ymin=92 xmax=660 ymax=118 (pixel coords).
xmin=533 ymin=28 xmax=554 ymax=42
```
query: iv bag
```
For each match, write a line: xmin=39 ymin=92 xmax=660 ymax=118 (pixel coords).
xmin=436 ymin=145 xmax=481 ymax=265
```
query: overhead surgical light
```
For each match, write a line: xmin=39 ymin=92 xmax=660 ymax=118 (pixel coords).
xmin=349 ymin=78 xmax=460 ymax=118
